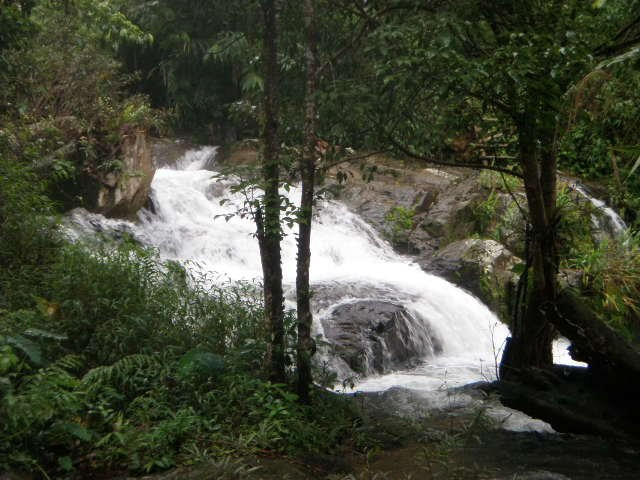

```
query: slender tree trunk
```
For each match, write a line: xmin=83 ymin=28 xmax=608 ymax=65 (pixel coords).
xmin=296 ymin=0 xmax=318 ymax=404
xmin=259 ymin=0 xmax=285 ymax=383
xmin=500 ymin=114 xmax=556 ymax=379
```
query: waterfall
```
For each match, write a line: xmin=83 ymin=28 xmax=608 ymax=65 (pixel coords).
xmin=66 ymin=146 xmax=583 ymax=392
xmin=571 ymin=183 xmax=627 ymax=236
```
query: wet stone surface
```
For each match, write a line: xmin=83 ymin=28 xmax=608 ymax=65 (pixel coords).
xmin=322 ymin=300 xmax=442 ymax=377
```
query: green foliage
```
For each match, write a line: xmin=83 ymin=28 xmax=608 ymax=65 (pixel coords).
xmin=0 ymin=2 xmax=36 ymax=59
xmin=551 ymin=182 xmax=640 ymax=338
xmin=470 ymin=172 xmax=525 ymax=245
xmin=472 ymin=191 xmax=500 ymax=236
xmin=566 ymin=232 xmax=640 ymax=337
xmin=118 ymin=0 xmax=260 ymax=134
xmin=555 ymin=184 xmax=599 ymax=257
xmin=117 ymin=0 xmax=370 ymax=145
xmin=384 ymin=206 xmax=415 ymax=247
xmin=559 ymin=70 xmax=640 ymax=226
xmin=0 ymin=154 xmax=61 ymax=309
xmin=351 ymin=0 xmax=633 ymax=177
xmin=0 ymin=1 xmax=161 ymax=212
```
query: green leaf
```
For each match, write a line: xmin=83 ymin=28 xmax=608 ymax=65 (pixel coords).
xmin=627 ymin=153 xmax=640 ymax=179
xmin=6 ymin=335 xmax=42 ymax=365
xmin=23 ymin=328 xmax=67 ymax=341
xmin=58 ymin=456 xmax=73 ymax=472
xmin=511 ymin=263 xmax=526 ymax=275
xmin=60 ymin=422 xmax=93 ymax=442
xmin=241 ymin=72 xmax=264 ymax=93
xmin=0 ymin=346 xmax=19 ymax=375
xmin=178 ymin=349 xmax=225 ymax=379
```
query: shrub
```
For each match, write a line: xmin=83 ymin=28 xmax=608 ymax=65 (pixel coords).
xmin=385 ymin=206 xmax=415 ymax=248
xmin=0 ymin=154 xmax=61 ymax=310
xmin=566 ymin=232 xmax=640 ymax=338
xmin=558 ymin=69 xmax=640 ymax=227
xmin=472 ymin=190 xmax=500 ymax=235
xmin=0 ymin=239 xmax=358 ymax=476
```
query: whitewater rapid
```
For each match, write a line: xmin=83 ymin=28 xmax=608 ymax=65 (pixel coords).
xmin=67 ymin=146 xmax=582 ymax=392
xmin=572 ymin=183 xmax=627 ymax=236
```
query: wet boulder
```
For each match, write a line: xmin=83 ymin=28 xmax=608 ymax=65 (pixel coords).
xmin=83 ymin=129 xmax=155 ymax=219
xmin=321 ymin=300 xmax=442 ymax=377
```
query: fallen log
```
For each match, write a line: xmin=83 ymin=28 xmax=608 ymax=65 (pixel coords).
xmin=498 ymin=365 xmax=639 ymax=439
xmin=498 ymin=290 xmax=640 ymax=439
xmin=554 ymin=289 xmax=640 ymax=396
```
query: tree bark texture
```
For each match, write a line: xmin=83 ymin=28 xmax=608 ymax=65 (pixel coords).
xmin=296 ymin=0 xmax=318 ymax=404
xmin=259 ymin=0 xmax=285 ymax=383
xmin=500 ymin=112 xmax=557 ymax=378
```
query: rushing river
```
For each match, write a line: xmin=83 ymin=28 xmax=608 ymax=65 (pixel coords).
xmin=68 ymin=145 xmax=583 ymax=393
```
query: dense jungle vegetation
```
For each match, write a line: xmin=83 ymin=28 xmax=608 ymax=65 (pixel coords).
xmin=1 ymin=0 xmax=640 ymax=478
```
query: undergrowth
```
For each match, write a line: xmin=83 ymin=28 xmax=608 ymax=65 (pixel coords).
xmin=0 ymin=160 xmax=358 ymax=478
xmin=0 ymin=242 xmax=358 ymax=477
xmin=384 ymin=206 xmax=415 ymax=250
xmin=565 ymin=231 xmax=640 ymax=339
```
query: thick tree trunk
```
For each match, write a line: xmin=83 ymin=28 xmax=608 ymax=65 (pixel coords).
xmin=296 ymin=0 xmax=318 ymax=403
xmin=500 ymin=116 xmax=556 ymax=378
xmin=259 ymin=0 xmax=286 ymax=383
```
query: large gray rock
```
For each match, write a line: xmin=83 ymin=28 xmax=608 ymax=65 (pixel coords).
xmin=321 ymin=300 xmax=442 ymax=376
xmin=332 ymin=162 xmax=462 ymax=256
xmin=84 ymin=130 xmax=155 ymax=218
xmin=331 ymin=161 xmax=509 ymax=259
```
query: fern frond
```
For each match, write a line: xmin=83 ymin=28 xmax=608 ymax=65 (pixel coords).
xmin=51 ymin=354 xmax=85 ymax=373
xmin=82 ymin=353 xmax=161 ymax=391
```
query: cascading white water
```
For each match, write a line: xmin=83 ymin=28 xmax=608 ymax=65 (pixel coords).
xmin=571 ymin=183 xmax=627 ymax=236
xmin=67 ymin=146 xmax=582 ymax=393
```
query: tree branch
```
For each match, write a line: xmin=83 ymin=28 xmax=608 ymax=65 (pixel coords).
xmin=388 ymin=136 xmax=524 ymax=179
xmin=317 ymin=20 xmax=368 ymax=77
xmin=319 ymin=149 xmax=390 ymax=171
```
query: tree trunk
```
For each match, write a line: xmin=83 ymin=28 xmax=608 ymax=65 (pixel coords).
xmin=296 ymin=0 xmax=318 ymax=404
xmin=500 ymin=115 xmax=556 ymax=378
xmin=259 ymin=0 xmax=285 ymax=383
